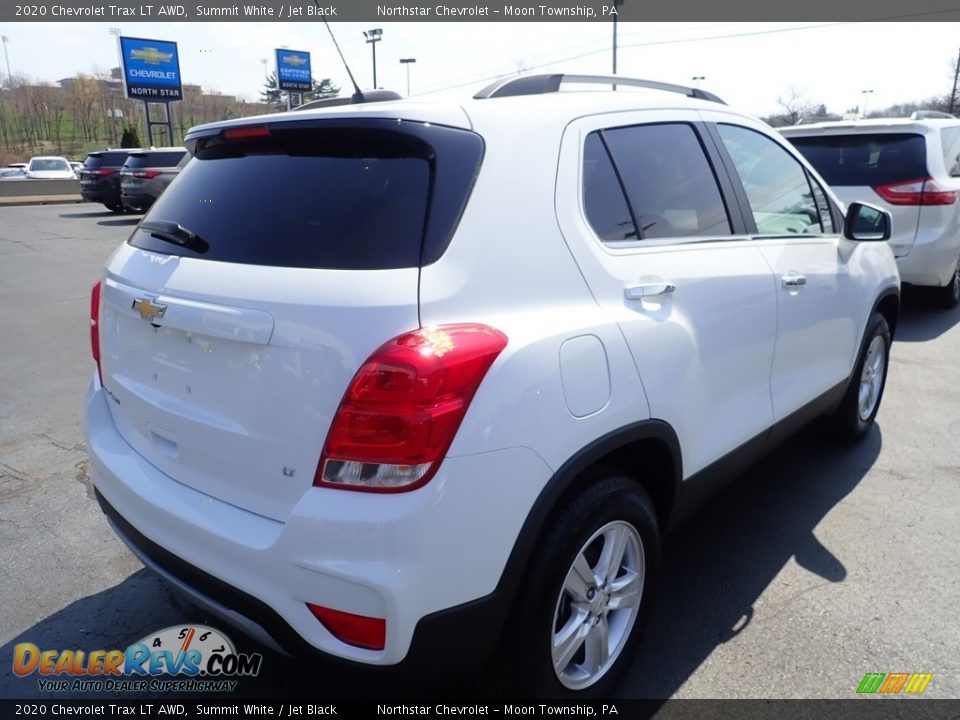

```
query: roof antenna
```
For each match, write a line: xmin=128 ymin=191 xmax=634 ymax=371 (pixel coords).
xmin=318 ymin=12 xmax=364 ymax=102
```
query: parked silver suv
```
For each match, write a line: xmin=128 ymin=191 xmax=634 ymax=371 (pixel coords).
xmin=782 ymin=115 xmax=960 ymax=308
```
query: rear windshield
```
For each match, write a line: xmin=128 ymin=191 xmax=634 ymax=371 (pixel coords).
xmin=124 ymin=151 xmax=186 ymax=169
xmin=130 ymin=123 xmax=483 ymax=270
xmin=787 ymin=133 xmax=927 ymax=187
xmin=85 ymin=152 xmax=130 ymax=168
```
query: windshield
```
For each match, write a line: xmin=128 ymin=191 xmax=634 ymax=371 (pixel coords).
xmin=29 ymin=159 xmax=71 ymax=172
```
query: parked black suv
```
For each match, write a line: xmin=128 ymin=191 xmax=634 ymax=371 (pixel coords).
xmin=79 ymin=150 xmax=132 ymax=213
xmin=120 ymin=148 xmax=189 ymax=213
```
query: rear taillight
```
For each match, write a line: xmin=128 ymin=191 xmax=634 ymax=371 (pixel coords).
xmin=90 ymin=281 xmax=102 ymax=382
xmin=88 ymin=168 xmax=116 ymax=177
xmin=315 ymin=324 xmax=508 ymax=493
xmin=307 ymin=604 xmax=385 ymax=650
xmin=132 ymin=170 xmax=161 ymax=179
xmin=873 ymin=177 xmax=957 ymax=206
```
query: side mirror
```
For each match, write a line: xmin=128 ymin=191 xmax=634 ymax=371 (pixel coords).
xmin=843 ymin=202 xmax=892 ymax=242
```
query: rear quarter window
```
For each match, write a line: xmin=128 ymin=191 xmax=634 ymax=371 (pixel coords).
xmin=787 ymin=133 xmax=928 ymax=187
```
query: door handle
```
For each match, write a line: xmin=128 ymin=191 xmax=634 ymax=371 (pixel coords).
xmin=624 ymin=280 xmax=676 ymax=299
xmin=781 ymin=273 xmax=807 ymax=288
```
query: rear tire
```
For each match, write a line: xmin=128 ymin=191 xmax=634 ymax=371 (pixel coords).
xmin=823 ymin=312 xmax=890 ymax=442
xmin=486 ymin=473 xmax=660 ymax=697
xmin=105 ymin=204 xmax=125 ymax=213
xmin=936 ymin=254 xmax=960 ymax=309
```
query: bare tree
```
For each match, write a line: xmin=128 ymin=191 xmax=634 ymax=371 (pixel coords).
xmin=776 ymin=86 xmax=821 ymax=126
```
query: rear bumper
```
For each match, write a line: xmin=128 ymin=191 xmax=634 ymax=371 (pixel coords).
xmin=120 ymin=191 xmax=153 ymax=211
xmin=83 ymin=376 xmax=549 ymax=668
xmin=81 ymin=180 xmax=121 ymax=206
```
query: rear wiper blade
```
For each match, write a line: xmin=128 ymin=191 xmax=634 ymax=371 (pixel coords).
xmin=139 ymin=220 xmax=209 ymax=253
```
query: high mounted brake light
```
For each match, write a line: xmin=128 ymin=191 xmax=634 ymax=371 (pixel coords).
xmin=315 ymin=324 xmax=508 ymax=493
xmin=222 ymin=125 xmax=271 ymax=141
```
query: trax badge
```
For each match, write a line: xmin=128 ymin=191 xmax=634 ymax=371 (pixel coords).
xmin=132 ymin=297 xmax=167 ymax=322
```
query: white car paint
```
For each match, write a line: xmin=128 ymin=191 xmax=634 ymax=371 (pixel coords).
xmin=26 ymin=155 xmax=76 ymax=179
xmin=84 ymin=84 xmax=900 ymax=670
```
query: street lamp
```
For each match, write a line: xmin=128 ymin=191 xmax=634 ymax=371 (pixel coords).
xmin=861 ymin=89 xmax=874 ymax=118
xmin=108 ymin=28 xmax=124 ymax=145
xmin=611 ymin=0 xmax=624 ymax=76
xmin=399 ymin=58 xmax=416 ymax=97
xmin=1 ymin=35 xmax=13 ymax=89
xmin=363 ymin=28 xmax=383 ymax=89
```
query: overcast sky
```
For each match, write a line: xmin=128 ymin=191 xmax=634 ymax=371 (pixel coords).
xmin=1 ymin=22 xmax=958 ymax=117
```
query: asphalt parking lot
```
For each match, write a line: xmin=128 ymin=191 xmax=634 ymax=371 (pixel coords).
xmin=1 ymin=203 xmax=959 ymax=700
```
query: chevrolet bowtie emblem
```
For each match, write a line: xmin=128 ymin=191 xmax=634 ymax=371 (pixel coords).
xmin=130 ymin=47 xmax=174 ymax=65
xmin=132 ymin=297 xmax=167 ymax=322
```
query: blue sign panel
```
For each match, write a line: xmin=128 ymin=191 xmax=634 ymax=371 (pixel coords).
xmin=276 ymin=49 xmax=312 ymax=93
xmin=120 ymin=36 xmax=182 ymax=102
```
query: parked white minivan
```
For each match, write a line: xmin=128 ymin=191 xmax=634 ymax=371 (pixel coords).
xmin=782 ymin=114 xmax=960 ymax=308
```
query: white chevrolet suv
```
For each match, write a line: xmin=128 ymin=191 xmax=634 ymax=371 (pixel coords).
xmin=84 ymin=75 xmax=900 ymax=696
xmin=781 ymin=114 xmax=960 ymax=308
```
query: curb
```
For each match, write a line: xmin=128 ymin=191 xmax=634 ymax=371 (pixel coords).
xmin=0 ymin=196 xmax=85 ymax=207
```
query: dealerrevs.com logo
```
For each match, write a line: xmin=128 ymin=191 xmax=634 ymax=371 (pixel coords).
xmin=13 ymin=625 xmax=263 ymax=693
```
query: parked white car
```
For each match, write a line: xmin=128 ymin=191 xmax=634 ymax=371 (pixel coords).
xmin=84 ymin=74 xmax=900 ymax=696
xmin=25 ymin=156 xmax=76 ymax=180
xmin=782 ymin=114 xmax=960 ymax=308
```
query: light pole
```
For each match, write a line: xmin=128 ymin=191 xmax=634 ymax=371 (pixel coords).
xmin=611 ymin=0 xmax=625 ymax=76
xmin=108 ymin=28 xmax=123 ymax=145
xmin=399 ymin=58 xmax=416 ymax=97
xmin=861 ymin=89 xmax=874 ymax=118
xmin=691 ymin=75 xmax=705 ymax=87
xmin=363 ymin=29 xmax=383 ymax=89
xmin=1 ymin=35 xmax=13 ymax=89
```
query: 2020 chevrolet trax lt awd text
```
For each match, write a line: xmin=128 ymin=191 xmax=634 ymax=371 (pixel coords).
xmin=84 ymin=75 xmax=900 ymax=696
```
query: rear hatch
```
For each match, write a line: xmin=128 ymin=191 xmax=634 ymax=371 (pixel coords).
xmin=98 ymin=115 xmax=483 ymax=520
xmin=121 ymin=150 xmax=187 ymax=196
xmin=786 ymin=132 xmax=929 ymax=257
xmin=81 ymin=151 xmax=129 ymax=188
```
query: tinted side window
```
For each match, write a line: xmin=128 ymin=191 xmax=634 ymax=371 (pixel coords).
xmin=583 ymin=133 xmax=636 ymax=242
xmin=807 ymin=174 xmax=835 ymax=233
xmin=602 ymin=123 xmax=732 ymax=240
xmin=718 ymin=124 xmax=826 ymax=236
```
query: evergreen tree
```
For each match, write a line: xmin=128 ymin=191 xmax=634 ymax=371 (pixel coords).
xmin=120 ymin=125 xmax=142 ymax=148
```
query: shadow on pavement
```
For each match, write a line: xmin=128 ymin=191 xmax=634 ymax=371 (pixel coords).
xmin=59 ymin=211 xmax=116 ymax=219
xmin=893 ymin=287 xmax=960 ymax=342
xmin=0 ymin=575 xmax=474 ymax=700
xmin=97 ymin=218 xmax=141 ymax=227
xmin=621 ymin=424 xmax=882 ymax=698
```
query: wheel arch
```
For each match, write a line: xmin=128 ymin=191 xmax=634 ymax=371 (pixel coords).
xmin=496 ymin=420 xmax=681 ymax=600
xmin=872 ymin=286 xmax=900 ymax=340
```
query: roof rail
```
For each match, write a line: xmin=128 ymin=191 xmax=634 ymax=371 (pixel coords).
xmin=294 ymin=89 xmax=402 ymax=112
xmin=473 ymin=73 xmax=726 ymax=104
xmin=910 ymin=110 xmax=955 ymax=120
